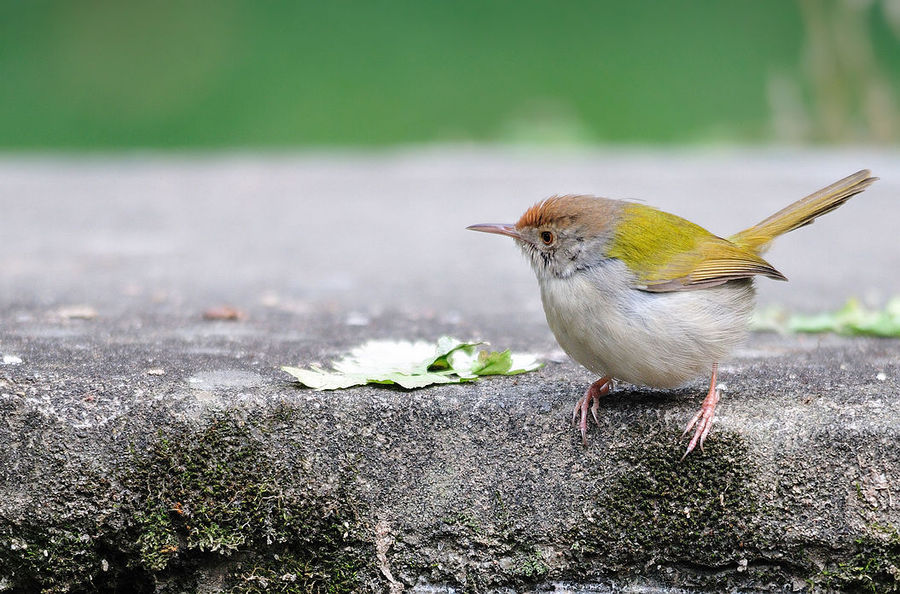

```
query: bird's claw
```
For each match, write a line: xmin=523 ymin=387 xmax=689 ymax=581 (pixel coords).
xmin=573 ymin=376 xmax=613 ymax=446
xmin=682 ymin=386 xmax=720 ymax=459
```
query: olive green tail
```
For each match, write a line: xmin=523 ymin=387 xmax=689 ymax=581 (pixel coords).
xmin=729 ymin=169 xmax=877 ymax=254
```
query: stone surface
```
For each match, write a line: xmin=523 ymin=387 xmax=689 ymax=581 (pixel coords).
xmin=0 ymin=149 xmax=899 ymax=592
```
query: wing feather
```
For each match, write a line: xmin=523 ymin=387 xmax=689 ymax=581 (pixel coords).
xmin=607 ymin=203 xmax=785 ymax=293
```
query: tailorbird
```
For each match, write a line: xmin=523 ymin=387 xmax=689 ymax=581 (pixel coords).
xmin=468 ymin=170 xmax=877 ymax=455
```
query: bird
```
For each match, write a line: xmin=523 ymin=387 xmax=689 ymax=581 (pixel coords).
xmin=467 ymin=170 xmax=877 ymax=456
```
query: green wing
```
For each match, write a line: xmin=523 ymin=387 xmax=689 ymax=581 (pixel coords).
xmin=606 ymin=203 xmax=786 ymax=292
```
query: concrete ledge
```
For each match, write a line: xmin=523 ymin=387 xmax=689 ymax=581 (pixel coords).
xmin=1 ymin=318 xmax=898 ymax=592
xmin=1 ymin=151 xmax=898 ymax=591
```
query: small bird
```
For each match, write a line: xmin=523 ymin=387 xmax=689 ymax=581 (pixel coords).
xmin=468 ymin=170 xmax=877 ymax=456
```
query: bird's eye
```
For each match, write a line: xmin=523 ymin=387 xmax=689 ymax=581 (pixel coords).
xmin=540 ymin=230 xmax=555 ymax=245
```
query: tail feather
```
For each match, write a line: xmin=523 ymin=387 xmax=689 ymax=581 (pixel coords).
xmin=730 ymin=169 xmax=877 ymax=253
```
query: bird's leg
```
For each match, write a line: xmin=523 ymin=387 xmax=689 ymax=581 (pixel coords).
xmin=573 ymin=375 xmax=613 ymax=446
xmin=682 ymin=363 xmax=720 ymax=458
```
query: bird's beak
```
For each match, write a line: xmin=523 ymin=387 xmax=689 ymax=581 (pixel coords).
xmin=466 ymin=223 xmax=520 ymax=239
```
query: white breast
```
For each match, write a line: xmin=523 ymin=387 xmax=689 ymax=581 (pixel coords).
xmin=538 ymin=261 xmax=754 ymax=388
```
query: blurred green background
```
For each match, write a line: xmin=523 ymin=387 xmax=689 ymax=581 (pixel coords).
xmin=1 ymin=0 xmax=899 ymax=149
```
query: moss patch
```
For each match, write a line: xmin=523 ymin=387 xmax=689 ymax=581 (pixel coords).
xmin=392 ymin=491 xmax=558 ymax=592
xmin=573 ymin=429 xmax=772 ymax=587
xmin=227 ymin=548 xmax=364 ymax=594
xmin=0 ymin=527 xmax=107 ymax=593
xmin=510 ymin=546 xmax=550 ymax=580
xmin=124 ymin=414 xmax=373 ymax=593
xmin=813 ymin=524 xmax=900 ymax=592
xmin=0 ymin=462 xmax=145 ymax=593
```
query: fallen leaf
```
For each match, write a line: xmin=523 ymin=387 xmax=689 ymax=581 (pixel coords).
xmin=282 ymin=336 xmax=541 ymax=391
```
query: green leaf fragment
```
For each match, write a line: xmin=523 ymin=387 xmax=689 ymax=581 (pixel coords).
xmin=427 ymin=337 xmax=481 ymax=372
xmin=281 ymin=366 xmax=370 ymax=390
xmin=473 ymin=350 xmax=514 ymax=375
xmin=753 ymin=297 xmax=900 ymax=337
xmin=370 ymin=372 xmax=465 ymax=389
xmin=283 ymin=336 xmax=542 ymax=391
xmin=448 ymin=348 xmax=542 ymax=378
xmin=509 ymin=352 xmax=544 ymax=374
xmin=787 ymin=312 xmax=846 ymax=334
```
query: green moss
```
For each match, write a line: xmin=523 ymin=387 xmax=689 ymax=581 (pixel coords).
xmin=573 ymin=428 xmax=767 ymax=583
xmin=227 ymin=548 xmax=365 ymax=594
xmin=134 ymin=501 xmax=179 ymax=571
xmin=396 ymin=496 xmax=556 ymax=591
xmin=444 ymin=512 xmax=484 ymax=536
xmin=2 ymin=529 xmax=103 ymax=593
xmin=0 ymin=409 xmax=374 ymax=593
xmin=124 ymin=414 xmax=373 ymax=593
xmin=813 ymin=524 xmax=900 ymax=592
xmin=0 ymin=462 xmax=134 ymax=594
xmin=511 ymin=547 xmax=549 ymax=580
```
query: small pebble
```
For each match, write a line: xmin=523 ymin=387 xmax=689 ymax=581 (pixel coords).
xmin=203 ymin=305 xmax=245 ymax=321
xmin=57 ymin=305 xmax=98 ymax=320
xmin=345 ymin=312 xmax=370 ymax=326
xmin=876 ymin=372 xmax=887 ymax=381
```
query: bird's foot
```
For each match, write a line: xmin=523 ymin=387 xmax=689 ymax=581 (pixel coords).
xmin=573 ymin=376 xmax=613 ymax=446
xmin=682 ymin=363 xmax=720 ymax=458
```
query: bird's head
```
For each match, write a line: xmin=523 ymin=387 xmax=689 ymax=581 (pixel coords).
xmin=467 ymin=195 xmax=622 ymax=280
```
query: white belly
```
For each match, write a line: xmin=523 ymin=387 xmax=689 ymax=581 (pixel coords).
xmin=538 ymin=262 xmax=754 ymax=388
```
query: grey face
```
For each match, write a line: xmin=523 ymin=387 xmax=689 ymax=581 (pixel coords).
xmin=515 ymin=223 xmax=614 ymax=280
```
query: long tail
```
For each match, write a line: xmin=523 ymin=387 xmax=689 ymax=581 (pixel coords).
xmin=730 ymin=169 xmax=877 ymax=253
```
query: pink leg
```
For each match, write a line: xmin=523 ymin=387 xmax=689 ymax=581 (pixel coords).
xmin=682 ymin=363 xmax=720 ymax=458
xmin=572 ymin=376 xmax=613 ymax=446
